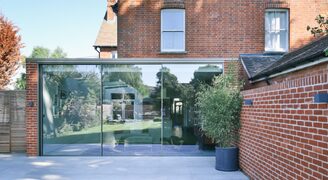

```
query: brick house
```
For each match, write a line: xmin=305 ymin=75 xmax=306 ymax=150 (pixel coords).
xmin=240 ymin=36 xmax=328 ymax=179
xmin=95 ymin=0 xmax=327 ymax=59
xmin=26 ymin=0 xmax=327 ymax=179
xmin=93 ymin=1 xmax=328 ymax=179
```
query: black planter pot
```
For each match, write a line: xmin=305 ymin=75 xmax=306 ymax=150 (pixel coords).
xmin=215 ymin=147 xmax=239 ymax=171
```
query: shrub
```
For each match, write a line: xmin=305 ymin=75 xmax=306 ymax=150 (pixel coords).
xmin=196 ymin=65 xmax=243 ymax=147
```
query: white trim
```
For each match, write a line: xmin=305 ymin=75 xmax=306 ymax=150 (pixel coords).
xmin=106 ymin=15 xmax=117 ymax=24
xmin=240 ymin=58 xmax=251 ymax=78
xmin=161 ymin=9 xmax=186 ymax=52
xmin=250 ymin=57 xmax=328 ymax=83
xmin=111 ymin=51 xmax=118 ymax=59
xmin=28 ymin=58 xmax=239 ymax=64
xmin=265 ymin=8 xmax=289 ymax=12
xmin=265 ymin=9 xmax=289 ymax=52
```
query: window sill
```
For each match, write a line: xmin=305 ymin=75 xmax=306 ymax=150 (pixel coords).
xmin=159 ymin=51 xmax=188 ymax=54
xmin=264 ymin=50 xmax=287 ymax=55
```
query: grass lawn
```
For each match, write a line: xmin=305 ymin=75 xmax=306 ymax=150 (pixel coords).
xmin=44 ymin=119 xmax=197 ymax=145
xmin=44 ymin=120 xmax=162 ymax=144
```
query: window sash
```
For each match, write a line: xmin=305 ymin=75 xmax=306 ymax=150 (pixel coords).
xmin=162 ymin=31 xmax=185 ymax=51
xmin=161 ymin=9 xmax=185 ymax=52
xmin=265 ymin=9 xmax=288 ymax=52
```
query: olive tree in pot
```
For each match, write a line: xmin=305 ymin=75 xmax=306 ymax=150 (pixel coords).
xmin=196 ymin=66 xmax=243 ymax=171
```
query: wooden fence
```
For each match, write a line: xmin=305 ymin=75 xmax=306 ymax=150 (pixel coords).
xmin=0 ymin=91 xmax=26 ymax=153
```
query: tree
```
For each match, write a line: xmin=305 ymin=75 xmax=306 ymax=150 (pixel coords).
xmin=103 ymin=65 xmax=149 ymax=96
xmin=0 ymin=15 xmax=23 ymax=89
xmin=15 ymin=46 xmax=67 ymax=89
xmin=15 ymin=73 xmax=26 ymax=90
xmin=50 ymin=47 xmax=67 ymax=58
xmin=15 ymin=56 xmax=26 ymax=90
xmin=30 ymin=46 xmax=67 ymax=58
xmin=307 ymin=14 xmax=328 ymax=37
xmin=30 ymin=46 xmax=50 ymax=58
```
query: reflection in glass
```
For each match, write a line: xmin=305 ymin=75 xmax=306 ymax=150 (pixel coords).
xmin=160 ymin=64 xmax=222 ymax=155
xmin=41 ymin=63 xmax=223 ymax=156
xmin=102 ymin=65 xmax=162 ymax=155
xmin=42 ymin=65 xmax=101 ymax=155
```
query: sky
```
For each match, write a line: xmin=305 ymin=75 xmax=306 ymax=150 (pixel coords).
xmin=0 ymin=1 xmax=223 ymax=89
xmin=0 ymin=0 xmax=107 ymax=58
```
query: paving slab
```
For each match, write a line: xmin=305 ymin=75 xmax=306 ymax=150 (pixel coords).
xmin=0 ymin=154 xmax=249 ymax=180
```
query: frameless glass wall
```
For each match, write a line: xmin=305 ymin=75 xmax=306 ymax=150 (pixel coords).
xmin=102 ymin=65 xmax=162 ymax=155
xmin=41 ymin=63 xmax=222 ymax=156
xmin=42 ymin=65 xmax=101 ymax=155
xmin=161 ymin=64 xmax=222 ymax=155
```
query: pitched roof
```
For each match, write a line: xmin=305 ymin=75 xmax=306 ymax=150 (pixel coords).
xmin=252 ymin=35 xmax=328 ymax=80
xmin=240 ymin=54 xmax=282 ymax=79
xmin=94 ymin=12 xmax=117 ymax=47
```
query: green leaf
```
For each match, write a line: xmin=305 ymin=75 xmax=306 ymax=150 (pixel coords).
xmin=324 ymin=48 xmax=328 ymax=57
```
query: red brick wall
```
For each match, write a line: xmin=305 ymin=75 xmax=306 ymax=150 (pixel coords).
xmin=26 ymin=63 xmax=38 ymax=156
xmin=99 ymin=47 xmax=117 ymax=58
xmin=113 ymin=0 xmax=328 ymax=58
xmin=240 ymin=62 xmax=328 ymax=179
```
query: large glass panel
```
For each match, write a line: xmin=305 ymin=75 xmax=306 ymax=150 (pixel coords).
xmin=102 ymin=65 xmax=162 ymax=155
xmin=161 ymin=64 xmax=223 ymax=155
xmin=42 ymin=65 xmax=101 ymax=155
xmin=41 ymin=63 xmax=223 ymax=156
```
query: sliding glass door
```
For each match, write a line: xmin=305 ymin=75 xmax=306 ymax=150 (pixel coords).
xmin=41 ymin=63 xmax=222 ymax=156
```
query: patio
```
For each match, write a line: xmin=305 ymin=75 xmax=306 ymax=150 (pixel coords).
xmin=0 ymin=153 xmax=248 ymax=180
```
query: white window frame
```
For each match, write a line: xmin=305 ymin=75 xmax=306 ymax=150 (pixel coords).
xmin=161 ymin=9 xmax=186 ymax=52
xmin=111 ymin=51 xmax=118 ymax=59
xmin=265 ymin=9 xmax=289 ymax=52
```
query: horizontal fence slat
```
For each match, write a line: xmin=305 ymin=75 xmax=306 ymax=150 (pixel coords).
xmin=0 ymin=91 xmax=26 ymax=153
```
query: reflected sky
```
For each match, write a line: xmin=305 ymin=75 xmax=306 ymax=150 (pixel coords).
xmin=43 ymin=64 xmax=223 ymax=87
xmin=140 ymin=64 xmax=223 ymax=86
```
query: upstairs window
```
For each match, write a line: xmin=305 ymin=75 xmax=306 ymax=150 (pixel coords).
xmin=161 ymin=9 xmax=185 ymax=52
xmin=111 ymin=51 xmax=117 ymax=59
xmin=265 ymin=9 xmax=289 ymax=52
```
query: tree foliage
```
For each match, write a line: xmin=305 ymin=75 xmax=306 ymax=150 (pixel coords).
xmin=42 ymin=65 xmax=101 ymax=137
xmin=50 ymin=47 xmax=67 ymax=58
xmin=15 ymin=46 xmax=67 ymax=89
xmin=0 ymin=15 xmax=23 ymax=89
xmin=196 ymin=65 xmax=243 ymax=147
xmin=307 ymin=14 xmax=328 ymax=37
xmin=151 ymin=67 xmax=183 ymax=111
xmin=30 ymin=46 xmax=50 ymax=58
xmin=30 ymin=46 xmax=67 ymax=58
xmin=103 ymin=65 xmax=149 ymax=97
xmin=15 ymin=73 xmax=26 ymax=90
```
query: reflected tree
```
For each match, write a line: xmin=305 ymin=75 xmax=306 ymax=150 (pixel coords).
xmin=190 ymin=65 xmax=223 ymax=90
xmin=103 ymin=65 xmax=149 ymax=97
xmin=43 ymin=65 xmax=101 ymax=138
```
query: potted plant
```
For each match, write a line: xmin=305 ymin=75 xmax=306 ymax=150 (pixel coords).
xmin=196 ymin=66 xmax=243 ymax=171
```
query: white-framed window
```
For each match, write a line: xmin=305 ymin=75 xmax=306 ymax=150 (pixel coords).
xmin=161 ymin=9 xmax=185 ymax=52
xmin=111 ymin=51 xmax=117 ymax=59
xmin=265 ymin=9 xmax=289 ymax=52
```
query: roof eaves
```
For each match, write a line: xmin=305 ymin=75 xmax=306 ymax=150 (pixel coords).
xmin=251 ymin=36 xmax=328 ymax=81
xmin=239 ymin=55 xmax=252 ymax=79
xmin=93 ymin=45 xmax=117 ymax=48
xmin=251 ymin=52 xmax=325 ymax=80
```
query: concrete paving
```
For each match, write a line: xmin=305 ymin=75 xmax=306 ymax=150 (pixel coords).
xmin=43 ymin=144 xmax=214 ymax=156
xmin=0 ymin=154 xmax=249 ymax=180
